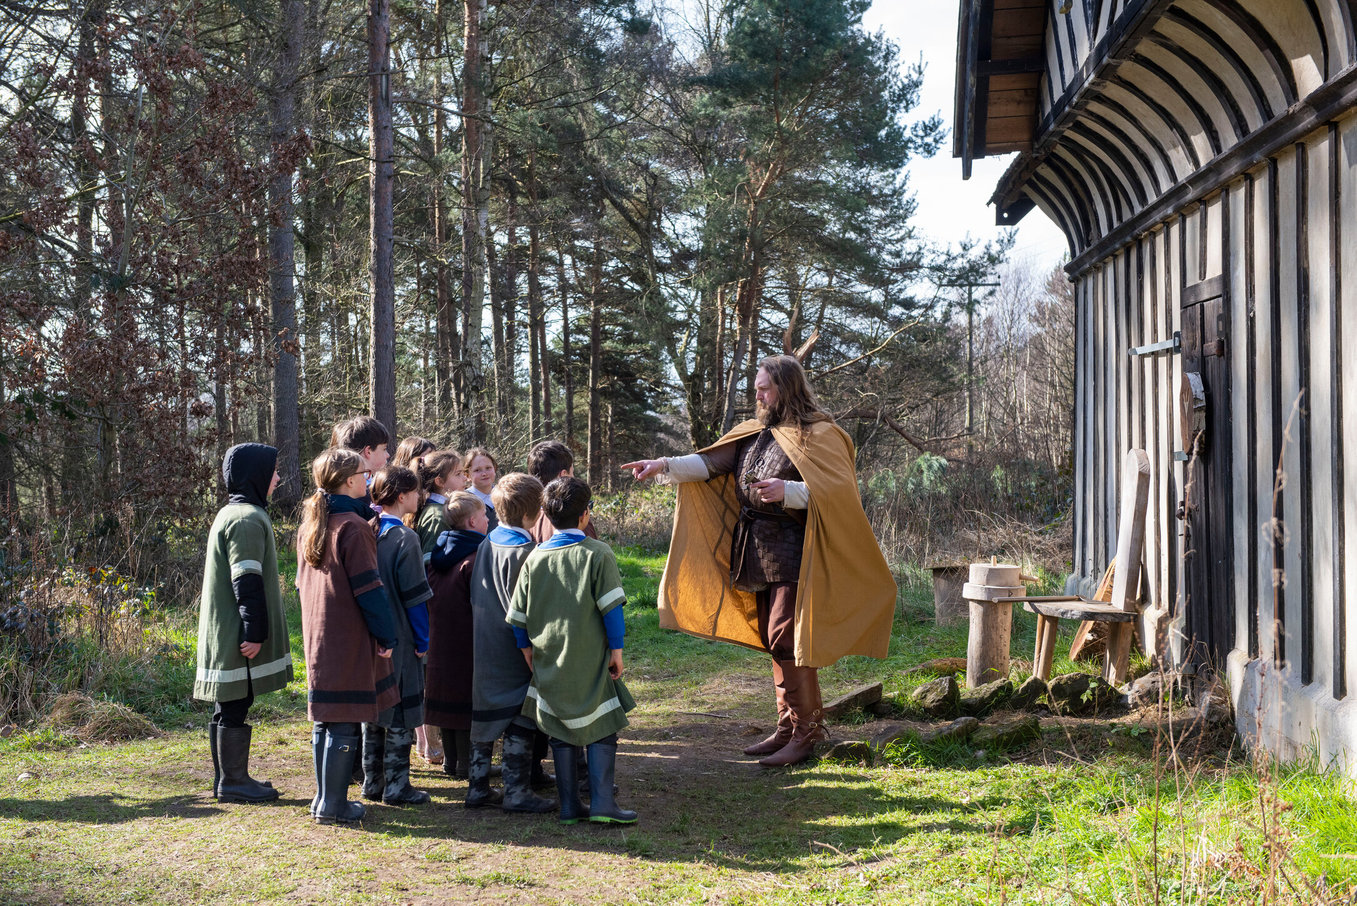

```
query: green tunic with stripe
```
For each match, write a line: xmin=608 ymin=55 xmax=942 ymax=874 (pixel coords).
xmin=193 ymin=504 xmax=293 ymax=702
xmin=415 ymin=498 xmax=447 ymax=560
xmin=507 ymin=536 xmax=634 ymax=746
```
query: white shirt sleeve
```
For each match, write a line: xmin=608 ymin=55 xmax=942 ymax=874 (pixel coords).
xmin=661 ymin=454 xmax=710 ymax=484
xmin=782 ymin=480 xmax=809 ymax=509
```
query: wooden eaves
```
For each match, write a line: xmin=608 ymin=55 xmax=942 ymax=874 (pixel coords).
xmin=953 ymin=0 xmax=1046 ymax=219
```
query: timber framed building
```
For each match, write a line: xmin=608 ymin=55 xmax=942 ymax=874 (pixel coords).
xmin=955 ymin=0 xmax=1357 ymax=775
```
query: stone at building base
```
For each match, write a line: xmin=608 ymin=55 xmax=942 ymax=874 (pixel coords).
xmin=970 ymin=715 xmax=1040 ymax=751
xmin=823 ymin=683 xmax=883 ymax=720
xmin=911 ymin=676 xmax=960 ymax=719
xmin=1048 ymin=672 xmax=1121 ymax=716
xmin=1009 ymin=676 xmax=1048 ymax=711
xmin=960 ymin=679 xmax=1013 ymax=716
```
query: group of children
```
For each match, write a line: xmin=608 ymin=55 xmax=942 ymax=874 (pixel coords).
xmin=192 ymin=417 xmax=638 ymax=828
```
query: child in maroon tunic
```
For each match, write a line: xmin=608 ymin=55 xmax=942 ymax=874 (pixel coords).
xmin=424 ymin=491 xmax=488 ymax=781
xmin=297 ymin=448 xmax=400 ymax=825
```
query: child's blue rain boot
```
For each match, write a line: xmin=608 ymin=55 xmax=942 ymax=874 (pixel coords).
xmin=586 ymin=737 xmax=637 ymax=825
xmin=549 ymin=741 xmax=586 ymax=825
xmin=315 ymin=728 xmax=366 ymax=825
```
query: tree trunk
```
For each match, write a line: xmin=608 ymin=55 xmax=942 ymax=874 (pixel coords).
xmin=487 ymin=230 xmax=507 ymax=421
xmin=459 ymin=0 xmax=490 ymax=443
xmin=586 ymin=217 xmax=603 ymax=486
xmin=269 ymin=0 xmax=304 ymax=512
xmin=502 ymin=191 xmax=520 ymax=423
xmin=433 ymin=0 xmax=455 ymax=421
xmin=526 ymin=223 xmax=545 ymax=438
xmin=526 ymin=153 xmax=550 ymax=437
xmin=721 ymin=203 xmax=766 ymax=434
xmin=555 ymin=242 xmax=574 ymax=447
xmin=0 ymin=365 xmax=15 ymax=519
xmin=368 ymin=0 xmax=397 ymax=433
xmin=63 ymin=0 xmax=101 ymax=512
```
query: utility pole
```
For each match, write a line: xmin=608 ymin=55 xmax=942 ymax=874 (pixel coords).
xmin=940 ymin=280 xmax=999 ymax=442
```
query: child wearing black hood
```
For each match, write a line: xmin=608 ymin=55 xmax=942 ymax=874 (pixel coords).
xmin=193 ymin=443 xmax=294 ymax=803
xmin=424 ymin=490 xmax=488 ymax=781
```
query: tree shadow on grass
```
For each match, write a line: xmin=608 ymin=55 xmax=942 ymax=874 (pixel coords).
xmin=342 ymin=721 xmax=997 ymax=874
xmin=0 ymin=793 xmax=226 ymax=824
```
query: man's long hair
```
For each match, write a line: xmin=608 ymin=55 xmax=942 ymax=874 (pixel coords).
xmin=758 ymin=354 xmax=833 ymax=430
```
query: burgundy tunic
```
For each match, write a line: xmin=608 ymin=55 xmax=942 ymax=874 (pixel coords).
xmin=297 ymin=512 xmax=400 ymax=723
xmin=424 ymin=551 xmax=476 ymax=728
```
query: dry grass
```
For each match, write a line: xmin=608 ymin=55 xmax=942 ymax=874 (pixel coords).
xmin=44 ymin=693 xmax=163 ymax=743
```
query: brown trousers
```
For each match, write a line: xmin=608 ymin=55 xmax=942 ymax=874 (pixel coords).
xmin=756 ymin=582 xmax=797 ymax=661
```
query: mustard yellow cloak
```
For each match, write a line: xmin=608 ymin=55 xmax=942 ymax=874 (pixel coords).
xmin=658 ymin=419 xmax=897 ymax=667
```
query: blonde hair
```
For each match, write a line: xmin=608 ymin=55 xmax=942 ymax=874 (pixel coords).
xmin=444 ymin=490 xmax=485 ymax=530
xmin=298 ymin=448 xmax=364 ymax=567
xmin=491 ymin=473 xmax=544 ymax=529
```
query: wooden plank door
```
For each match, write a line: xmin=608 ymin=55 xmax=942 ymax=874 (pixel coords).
xmin=1179 ymin=276 xmax=1236 ymax=668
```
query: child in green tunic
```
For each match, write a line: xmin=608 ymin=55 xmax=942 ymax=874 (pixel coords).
xmin=193 ymin=443 xmax=293 ymax=804
xmin=508 ymin=476 xmax=638 ymax=825
xmin=413 ymin=449 xmax=466 ymax=560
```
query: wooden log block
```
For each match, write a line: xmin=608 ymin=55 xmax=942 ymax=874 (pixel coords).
xmin=968 ymin=562 xmax=1024 ymax=587
xmin=930 ymin=565 xmax=970 ymax=626
xmin=966 ymin=599 xmax=1013 ymax=689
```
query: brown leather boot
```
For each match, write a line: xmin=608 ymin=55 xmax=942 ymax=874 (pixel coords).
xmin=743 ymin=660 xmax=792 ymax=756
xmin=759 ymin=664 xmax=826 ymax=767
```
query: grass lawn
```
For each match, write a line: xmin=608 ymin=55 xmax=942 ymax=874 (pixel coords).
xmin=1 ymin=548 xmax=1354 ymax=905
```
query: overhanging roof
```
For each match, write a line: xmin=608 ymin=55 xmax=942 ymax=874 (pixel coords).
xmin=953 ymin=0 xmax=1046 ymax=185
xmin=957 ymin=0 xmax=1354 ymax=275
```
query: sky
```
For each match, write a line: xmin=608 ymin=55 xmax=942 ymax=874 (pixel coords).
xmin=862 ymin=1 xmax=1070 ymax=274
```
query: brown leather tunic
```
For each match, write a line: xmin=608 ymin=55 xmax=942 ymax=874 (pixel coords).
xmin=702 ymin=429 xmax=805 ymax=591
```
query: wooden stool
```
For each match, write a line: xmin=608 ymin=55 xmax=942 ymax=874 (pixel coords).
xmin=998 ymin=450 xmax=1151 ymax=687
xmin=1017 ymin=598 xmax=1138 ymax=682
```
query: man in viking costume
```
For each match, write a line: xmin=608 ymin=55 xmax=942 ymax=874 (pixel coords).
xmin=624 ymin=355 xmax=896 ymax=766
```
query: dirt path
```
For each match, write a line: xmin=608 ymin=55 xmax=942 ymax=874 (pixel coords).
xmin=5 ymin=675 xmax=889 ymax=905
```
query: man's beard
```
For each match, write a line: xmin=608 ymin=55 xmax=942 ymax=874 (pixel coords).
xmin=756 ymin=401 xmax=779 ymax=426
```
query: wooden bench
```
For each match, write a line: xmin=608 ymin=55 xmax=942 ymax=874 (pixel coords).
xmin=997 ymin=449 xmax=1151 ymax=686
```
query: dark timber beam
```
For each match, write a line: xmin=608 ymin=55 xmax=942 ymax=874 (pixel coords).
xmin=1066 ymin=61 xmax=1357 ymax=279
xmin=990 ymin=0 xmax=1177 ymax=219
xmin=1164 ymin=7 xmax=1274 ymax=125
xmin=978 ymin=56 xmax=1045 ymax=75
